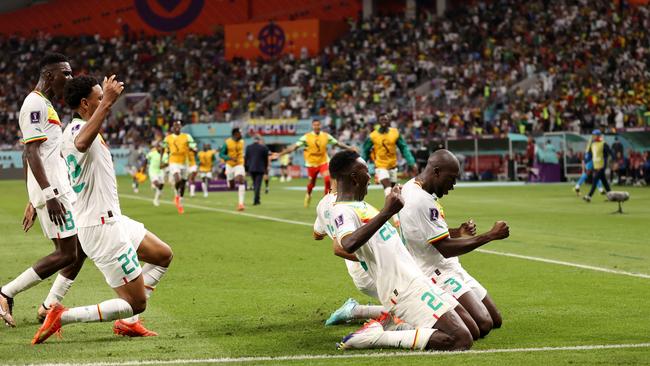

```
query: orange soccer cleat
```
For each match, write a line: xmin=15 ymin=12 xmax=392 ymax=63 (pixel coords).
xmin=237 ymin=203 xmax=245 ymax=211
xmin=113 ymin=319 xmax=158 ymax=337
xmin=32 ymin=302 xmax=66 ymax=345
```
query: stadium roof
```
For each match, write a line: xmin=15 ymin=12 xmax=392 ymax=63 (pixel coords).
xmin=0 ymin=0 xmax=47 ymax=14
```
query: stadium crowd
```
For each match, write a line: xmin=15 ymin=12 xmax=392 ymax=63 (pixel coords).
xmin=0 ymin=0 xmax=649 ymax=174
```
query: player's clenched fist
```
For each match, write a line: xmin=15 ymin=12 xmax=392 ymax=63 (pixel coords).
xmin=101 ymin=75 xmax=125 ymax=105
xmin=383 ymin=184 xmax=404 ymax=216
xmin=489 ymin=221 xmax=509 ymax=240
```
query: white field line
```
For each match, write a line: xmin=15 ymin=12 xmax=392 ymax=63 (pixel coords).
xmin=121 ymin=194 xmax=650 ymax=280
xmin=28 ymin=342 xmax=650 ymax=366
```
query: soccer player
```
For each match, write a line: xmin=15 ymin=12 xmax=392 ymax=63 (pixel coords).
xmin=33 ymin=75 xmax=173 ymax=343
xmin=279 ymin=153 xmax=292 ymax=182
xmin=0 ymin=53 xmax=83 ymax=328
xmin=146 ymin=142 xmax=167 ymax=206
xmin=398 ymin=149 xmax=509 ymax=338
xmin=573 ymin=151 xmax=603 ymax=196
xmin=220 ymin=128 xmax=246 ymax=211
xmin=198 ymin=144 xmax=216 ymax=197
xmin=187 ymin=148 xmax=198 ymax=197
xmin=362 ymin=113 xmax=418 ymax=196
xmin=274 ymin=119 xmax=354 ymax=207
xmin=583 ymin=129 xmax=614 ymax=202
xmin=328 ymin=150 xmax=474 ymax=351
xmin=163 ymin=121 xmax=196 ymax=213
xmin=313 ymin=180 xmax=386 ymax=325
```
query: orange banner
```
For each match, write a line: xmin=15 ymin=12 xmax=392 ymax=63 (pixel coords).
xmin=225 ymin=19 xmax=348 ymax=60
xmin=0 ymin=0 xmax=359 ymax=37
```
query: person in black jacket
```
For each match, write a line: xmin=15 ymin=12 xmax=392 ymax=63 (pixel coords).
xmin=245 ymin=135 xmax=270 ymax=205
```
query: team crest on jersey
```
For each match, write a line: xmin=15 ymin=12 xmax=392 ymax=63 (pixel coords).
xmin=30 ymin=111 xmax=40 ymax=124
xmin=430 ymin=208 xmax=439 ymax=221
xmin=334 ymin=214 xmax=344 ymax=228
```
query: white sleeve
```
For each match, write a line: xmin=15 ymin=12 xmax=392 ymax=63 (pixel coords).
xmin=313 ymin=214 xmax=327 ymax=236
xmin=19 ymin=96 xmax=47 ymax=144
xmin=331 ymin=205 xmax=361 ymax=240
xmin=417 ymin=197 xmax=450 ymax=244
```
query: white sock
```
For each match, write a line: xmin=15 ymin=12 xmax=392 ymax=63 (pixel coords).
xmin=384 ymin=187 xmax=392 ymax=196
xmin=43 ymin=274 xmax=74 ymax=308
xmin=376 ymin=328 xmax=436 ymax=350
xmin=2 ymin=267 xmax=42 ymax=298
xmin=202 ymin=182 xmax=208 ymax=195
xmin=122 ymin=264 xmax=168 ymax=323
xmin=238 ymin=184 xmax=245 ymax=205
xmin=61 ymin=298 xmax=133 ymax=325
xmin=351 ymin=304 xmax=385 ymax=320
xmin=190 ymin=184 xmax=195 ymax=196
xmin=154 ymin=188 xmax=161 ymax=200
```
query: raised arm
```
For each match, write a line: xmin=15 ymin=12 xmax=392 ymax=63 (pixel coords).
xmin=333 ymin=239 xmax=359 ymax=261
xmin=74 ymin=75 xmax=124 ymax=152
xmin=434 ymin=221 xmax=509 ymax=258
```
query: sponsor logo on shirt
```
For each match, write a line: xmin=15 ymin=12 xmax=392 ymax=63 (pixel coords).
xmin=30 ymin=111 xmax=40 ymax=124
xmin=334 ymin=214 xmax=344 ymax=228
xmin=430 ymin=208 xmax=439 ymax=221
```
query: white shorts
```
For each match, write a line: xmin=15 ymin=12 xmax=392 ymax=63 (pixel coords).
xmin=168 ymin=163 xmax=188 ymax=180
xmin=376 ymin=168 xmax=398 ymax=183
xmin=447 ymin=264 xmax=488 ymax=300
xmin=35 ymin=193 xmax=78 ymax=239
xmin=188 ymin=165 xmax=198 ymax=174
xmin=199 ymin=171 xmax=213 ymax=179
xmin=121 ymin=215 xmax=147 ymax=249
xmin=390 ymin=277 xmax=459 ymax=328
xmin=149 ymin=172 xmax=163 ymax=184
xmin=78 ymin=217 xmax=142 ymax=288
xmin=346 ymin=262 xmax=378 ymax=300
xmin=431 ymin=267 xmax=473 ymax=299
xmin=225 ymin=164 xmax=245 ymax=181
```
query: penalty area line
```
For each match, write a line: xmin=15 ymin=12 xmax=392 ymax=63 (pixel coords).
xmin=29 ymin=342 xmax=650 ymax=366
xmin=120 ymin=194 xmax=650 ymax=280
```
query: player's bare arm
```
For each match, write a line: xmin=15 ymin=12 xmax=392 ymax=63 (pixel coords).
xmin=434 ymin=221 xmax=509 ymax=258
xmin=73 ymin=75 xmax=124 ymax=152
xmin=24 ymin=139 xmax=66 ymax=227
xmin=339 ymin=186 xmax=403 ymax=253
xmin=449 ymin=219 xmax=477 ymax=238
xmin=332 ymin=239 xmax=359 ymax=262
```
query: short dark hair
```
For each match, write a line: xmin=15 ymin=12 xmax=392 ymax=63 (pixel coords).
xmin=329 ymin=150 xmax=360 ymax=180
xmin=40 ymin=53 xmax=69 ymax=71
xmin=232 ymin=128 xmax=241 ymax=135
xmin=64 ymin=75 xmax=98 ymax=109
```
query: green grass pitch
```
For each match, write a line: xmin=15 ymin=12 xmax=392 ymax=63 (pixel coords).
xmin=0 ymin=177 xmax=648 ymax=365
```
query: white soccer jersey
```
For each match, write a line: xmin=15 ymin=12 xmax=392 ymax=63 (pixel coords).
xmin=19 ymin=92 xmax=72 ymax=208
xmin=314 ymin=194 xmax=376 ymax=298
xmin=61 ymin=117 xmax=121 ymax=227
xmin=399 ymin=179 xmax=459 ymax=277
xmin=331 ymin=201 xmax=424 ymax=307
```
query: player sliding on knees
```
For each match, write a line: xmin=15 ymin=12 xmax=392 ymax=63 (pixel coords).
xmin=33 ymin=75 xmax=173 ymax=344
xmin=327 ymin=150 xmax=474 ymax=351
xmin=399 ymin=149 xmax=509 ymax=338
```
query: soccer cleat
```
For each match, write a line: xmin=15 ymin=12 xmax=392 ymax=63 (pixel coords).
xmin=304 ymin=193 xmax=312 ymax=208
xmin=265 ymin=186 xmax=269 ymax=194
xmin=336 ymin=320 xmax=383 ymax=350
xmin=325 ymin=298 xmax=358 ymax=326
xmin=37 ymin=303 xmax=49 ymax=324
xmin=153 ymin=198 xmax=160 ymax=207
xmin=573 ymin=186 xmax=580 ymax=196
xmin=237 ymin=203 xmax=245 ymax=211
xmin=582 ymin=195 xmax=592 ymax=203
xmin=32 ymin=302 xmax=66 ymax=344
xmin=0 ymin=291 xmax=15 ymax=327
xmin=113 ymin=319 xmax=158 ymax=337
xmin=174 ymin=195 xmax=184 ymax=214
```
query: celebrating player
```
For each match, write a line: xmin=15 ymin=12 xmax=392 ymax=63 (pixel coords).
xmin=362 ymin=113 xmax=418 ymax=195
xmin=328 ymin=150 xmax=474 ymax=351
xmin=163 ymin=121 xmax=196 ymax=214
xmin=0 ymin=53 xmax=84 ymax=328
xmin=399 ymin=149 xmax=509 ymax=337
xmin=198 ymin=144 xmax=216 ymax=197
xmin=146 ymin=142 xmax=167 ymax=206
xmin=219 ymin=128 xmax=246 ymax=211
xmin=33 ymin=75 xmax=173 ymax=344
xmin=274 ymin=119 xmax=355 ymax=207
xmin=187 ymin=148 xmax=199 ymax=197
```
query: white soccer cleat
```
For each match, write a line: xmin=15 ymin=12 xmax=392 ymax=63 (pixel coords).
xmin=337 ymin=320 xmax=383 ymax=350
xmin=153 ymin=198 xmax=160 ymax=207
